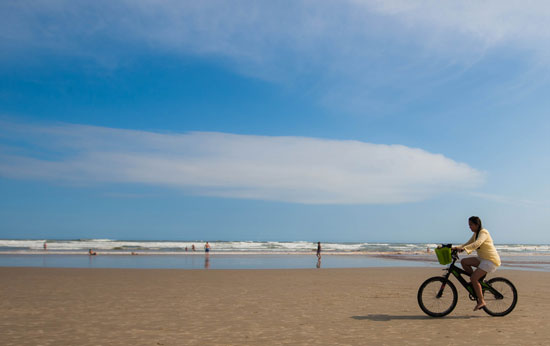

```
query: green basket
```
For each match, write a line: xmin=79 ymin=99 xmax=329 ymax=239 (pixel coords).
xmin=435 ymin=247 xmax=452 ymax=265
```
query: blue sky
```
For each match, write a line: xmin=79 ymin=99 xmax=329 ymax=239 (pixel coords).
xmin=1 ymin=1 xmax=549 ymax=243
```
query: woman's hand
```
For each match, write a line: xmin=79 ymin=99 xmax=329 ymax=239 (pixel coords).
xmin=452 ymin=247 xmax=464 ymax=253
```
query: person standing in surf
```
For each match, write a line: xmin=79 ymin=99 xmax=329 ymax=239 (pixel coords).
xmin=316 ymin=242 xmax=322 ymax=259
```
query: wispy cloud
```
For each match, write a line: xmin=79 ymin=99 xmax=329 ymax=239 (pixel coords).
xmin=2 ymin=1 xmax=548 ymax=113
xmin=469 ymin=192 xmax=544 ymax=209
xmin=0 ymin=121 xmax=484 ymax=204
xmin=363 ymin=1 xmax=550 ymax=51
xmin=4 ymin=1 xmax=549 ymax=63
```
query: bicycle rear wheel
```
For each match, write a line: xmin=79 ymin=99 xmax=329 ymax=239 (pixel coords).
xmin=482 ymin=277 xmax=518 ymax=316
xmin=418 ymin=277 xmax=458 ymax=317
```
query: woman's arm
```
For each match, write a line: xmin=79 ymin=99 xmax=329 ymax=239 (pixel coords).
xmin=460 ymin=231 xmax=488 ymax=254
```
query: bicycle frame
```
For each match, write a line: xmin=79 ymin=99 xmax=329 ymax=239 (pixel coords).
xmin=437 ymin=250 xmax=504 ymax=300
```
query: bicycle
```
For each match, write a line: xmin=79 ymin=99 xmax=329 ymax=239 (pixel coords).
xmin=417 ymin=245 xmax=518 ymax=317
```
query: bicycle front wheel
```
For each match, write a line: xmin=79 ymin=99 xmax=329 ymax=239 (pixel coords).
xmin=482 ymin=277 xmax=518 ymax=316
xmin=418 ymin=277 xmax=458 ymax=317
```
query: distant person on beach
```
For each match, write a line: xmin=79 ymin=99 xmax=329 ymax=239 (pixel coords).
xmin=43 ymin=242 xmax=47 ymax=250
xmin=88 ymin=249 xmax=97 ymax=256
xmin=205 ymin=242 xmax=211 ymax=253
xmin=192 ymin=244 xmax=196 ymax=251
xmin=185 ymin=246 xmax=188 ymax=252
xmin=316 ymin=242 xmax=321 ymax=259
xmin=452 ymin=216 xmax=501 ymax=311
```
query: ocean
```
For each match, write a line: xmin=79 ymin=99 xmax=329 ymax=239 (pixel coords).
xmin=1 ymin=239 xmax=549 ymax=270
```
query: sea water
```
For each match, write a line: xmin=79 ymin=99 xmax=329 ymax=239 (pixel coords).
xmin=1 ymin=239 xmax=549 ymax=270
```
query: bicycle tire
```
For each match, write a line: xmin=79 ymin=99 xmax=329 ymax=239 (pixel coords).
xmin=482 ymin=277 xmax=518 ymax=316
xmin=418 ymin=276 xmax=458 ymax=317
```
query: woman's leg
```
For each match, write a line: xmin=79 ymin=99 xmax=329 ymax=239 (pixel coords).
xmin=471 ymin=268 xmax=488 ymax=310
xmin=460 ymin=257 xmax=480 ymax=275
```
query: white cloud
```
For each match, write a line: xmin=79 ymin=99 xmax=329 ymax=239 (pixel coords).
xmin=0 ymin=121 xmax=484 ymax=204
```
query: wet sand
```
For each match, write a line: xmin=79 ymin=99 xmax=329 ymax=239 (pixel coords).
xmin=1 ymin=267 xmax=548 ymax=345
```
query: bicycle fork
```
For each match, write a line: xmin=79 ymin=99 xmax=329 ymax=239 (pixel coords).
xmin=436 ymin=273 xmax=452 ymax=298
xmin=437 ymin=282 xmax=446 ymax=298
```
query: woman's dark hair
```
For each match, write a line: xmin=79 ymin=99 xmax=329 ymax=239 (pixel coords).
xmin=468 ymin=216 xmax=483 ymax=233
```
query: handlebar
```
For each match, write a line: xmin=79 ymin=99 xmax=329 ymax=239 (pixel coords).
xmin=451 ymin=249 xmax=459 ymax=260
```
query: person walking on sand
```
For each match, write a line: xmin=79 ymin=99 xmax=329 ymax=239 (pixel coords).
xmin=316 ymin=242 xmax=322 ymax=259
xmin=452 ymin=216 xmax=501 ymax=311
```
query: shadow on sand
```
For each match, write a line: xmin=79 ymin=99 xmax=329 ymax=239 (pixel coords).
xmin=352 ymin=314 xmax=481 ymax=321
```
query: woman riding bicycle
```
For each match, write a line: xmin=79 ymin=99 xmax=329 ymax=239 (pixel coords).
xmin=452 ymin=216 xmax=501 ymax=311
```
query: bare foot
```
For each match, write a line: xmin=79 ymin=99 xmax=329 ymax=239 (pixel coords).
xmin=474 ymin=302 xmax=486 ymax=311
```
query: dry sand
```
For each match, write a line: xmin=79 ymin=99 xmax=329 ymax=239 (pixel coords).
xmin=1 ymin=267 xmax=548 ymax=345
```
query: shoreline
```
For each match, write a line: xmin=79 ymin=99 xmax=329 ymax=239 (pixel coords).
xmin=1 ymin=250 xmax=428 ymax=256
xmin=2 ymin=251 xmax=549 ymax=272
xmin=3 ymin=250 xmax=550 ymax=256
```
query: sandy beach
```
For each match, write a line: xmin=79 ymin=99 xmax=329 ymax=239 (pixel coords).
xmin=1 ymin=267 xmax=548 ymax=345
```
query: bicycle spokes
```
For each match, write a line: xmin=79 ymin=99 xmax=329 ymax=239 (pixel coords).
xmin=482 ymin=282 xmax=504 ymax=299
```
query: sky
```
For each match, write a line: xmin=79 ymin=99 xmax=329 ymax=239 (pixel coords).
xmin=1 ymin=1 xmax=549 ymax=243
